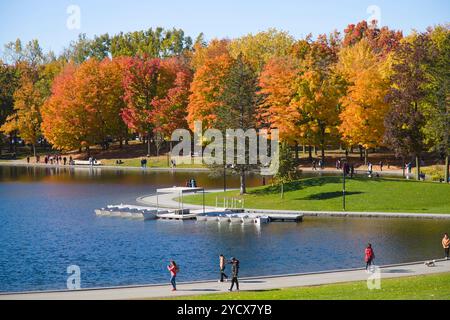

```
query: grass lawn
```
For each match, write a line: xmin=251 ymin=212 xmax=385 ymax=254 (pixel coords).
xmin=168 ymin=272 xmax=450 ymax=300
xmin=100 ymin=156 xmax=205 ymax=169
xmin=183 ymin=176 xmax=450 ymax=213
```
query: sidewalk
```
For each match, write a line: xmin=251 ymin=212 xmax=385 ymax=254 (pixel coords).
xmin=1 ymin=260 xmax=449 ymax=300
xmin=137 ymin=193 xmax=450 ymax=220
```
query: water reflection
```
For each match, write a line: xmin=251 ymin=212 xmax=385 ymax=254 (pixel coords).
xmin=0 ymin=165 xmax=449 ymax=293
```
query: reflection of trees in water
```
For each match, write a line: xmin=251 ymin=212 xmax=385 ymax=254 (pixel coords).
xmin=0 ymin=165 xmax=266 ymax=188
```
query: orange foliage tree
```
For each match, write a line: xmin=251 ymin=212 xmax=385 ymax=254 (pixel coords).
xmin=187 ymin=40 xmax=234 ymax=130
xmin=42 ymin=58 xmax=128 ymax=152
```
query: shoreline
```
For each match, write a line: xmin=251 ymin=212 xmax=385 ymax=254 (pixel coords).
xmin=0 ymin=161 xmax=411 ymax=176
xmin=1 ymin=259 xmax=449 ymax=300
xmin=0 ymin=161 xmax=210 ymax=173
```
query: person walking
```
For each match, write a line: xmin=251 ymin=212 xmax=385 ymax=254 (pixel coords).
xmin=228 ymin=257 xmax=240 ymax=292
xmin=318 ymin=159 xmax=324 ymax=170
xmin=368 ymin=162 xmax=373 ymax=175
xmin=219 ymin=254 xmax=228 ymax=283
xmin=365 ymin=243 xmax=375 ymax=271
xmin=442 ymin=233 xmax=450 ymax=260
xmin=167 ymin=260 xmax=179 ymax=291
xmin=312 ymin=160 xmax=317 ymax=171
xmin=379 ymin=161 xmax=384 ymax=172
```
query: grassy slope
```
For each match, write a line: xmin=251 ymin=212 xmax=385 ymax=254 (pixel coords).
xmin=183 ymin=177 xmax=450 ymax=213
xmin=169 ymin=272 xmax=450 ymax=300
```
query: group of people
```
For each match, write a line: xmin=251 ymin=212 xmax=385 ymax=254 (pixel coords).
xmin=167 ymin=255 xmax=240 ymax=292
xmin=167 ymin=236 xmax=450 ymax=293
xmin=311 ymin=159 xmax=324 ymax=170
xmin=185 ymin=179 xmax=198 ymax=188
xmin=31 ymin=154 xmax=73 ymax=166
xmin=219 ymin=255 xmax=241 ymax=292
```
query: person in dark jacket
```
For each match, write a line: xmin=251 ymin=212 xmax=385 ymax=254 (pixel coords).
xmin=365 ymin=243 xmax=375 ymax=271
xmin=228 ymin=257 xmax=240 ymax=292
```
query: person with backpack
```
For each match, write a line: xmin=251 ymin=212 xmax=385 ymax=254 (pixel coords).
xmin=365 ymin=243 xmax=375 ymax=271
xmin=167 ymin=260 xmax=179 ymax=291
xmin=219 ymin=254 xmax=228 ymax=283
xmin=228 ymin=257 xmax=240 ymax=292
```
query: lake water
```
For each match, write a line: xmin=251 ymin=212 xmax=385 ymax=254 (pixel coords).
xmin=0 ymin=165 xmax=449 ymax=293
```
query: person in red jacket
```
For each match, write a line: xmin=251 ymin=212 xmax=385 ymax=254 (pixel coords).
xmin=167 ymin=260 xmax=179 ymax=291
xmin=365 ymin=243 xmax=375 ymax=271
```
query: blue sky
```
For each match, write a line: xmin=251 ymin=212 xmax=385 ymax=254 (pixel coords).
xmin=0 ymin=0 xmax=449 ymax=55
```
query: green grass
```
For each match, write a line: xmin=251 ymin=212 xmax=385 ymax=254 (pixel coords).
xmin=183 ymin=176 xmax=450 ymax=213
xmin=97 ymin=156 xmax=205 ymax=169
xmin=168 ymin=273 xmax=450 ymax=300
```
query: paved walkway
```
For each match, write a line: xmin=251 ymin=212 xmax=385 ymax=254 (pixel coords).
xmin=137 ymin=193 xmax=450 ymax=220
xmin=1 ymin=260 xmax=449 ymax=300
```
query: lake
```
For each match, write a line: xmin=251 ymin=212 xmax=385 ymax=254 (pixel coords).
xmin=0 ymin=165 xmax=448 ymax=292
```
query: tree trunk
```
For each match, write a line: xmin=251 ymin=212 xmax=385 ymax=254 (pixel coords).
xmin=308 ymin=146 xmax=312 ymax=161
xmin=402 ymin=157 xmax=405 ymax=178
xmin=364 ymin=148 xmax=369 ymax=166
xmin=321 ymin=145 xmax=325 ymax=164
xmin=359 ymin=146 xmax=363 ymax=161
xmin=32 ymin=144 xmax=36 ymax=157
xmin=445 ymin=155 xmax=449 ymax=183
xmin=13 ymin=132 xmax=17 ymax=153
xmin=86 ymin=146 xmax=90 ymax=157
xmin=240 ymin=168 xmax=246 ymax=195
xmin=8 ymin=133 xmax=13 ymax=152
xmin=416 ymin=155 xmax=420 ymax=181
xmin=147 ymin=133 xmax=151 ymax=157
xmin=303 ymin=145 xmax=306 ymax=155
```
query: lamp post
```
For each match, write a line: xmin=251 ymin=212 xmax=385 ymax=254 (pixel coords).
xmin=223 ymin=164 xmax=227 ymax=193
xmin=343 ymin=161 xmax=346 ymax=211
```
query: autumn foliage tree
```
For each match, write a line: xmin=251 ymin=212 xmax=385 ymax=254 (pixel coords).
xmin=343 ymin=20 xmax=403 ymax=56
xmin=384 ymin=34 xmax=431 ymax=179
xmin=1 ymin=69 xmax=43 ymax=156
xmin=187 ymin=40 xmax=234 ymax=130
xmin=42 ymin=58 xmax=128 ymax=152
xmin=151 ymin=58 xmax=193 ymax=154
xmin=292 ymin=34 xmax=345 ymax=163
xmin=337 ymin=39 xmax=390 ymax=163
xmin=259 ymin=56 xmax=301 ymax=144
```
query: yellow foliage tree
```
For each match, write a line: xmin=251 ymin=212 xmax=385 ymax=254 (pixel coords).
xmin=229 ymin=29 xmax=294 ymax=73
xmin=1 ymin=70 xmax=43 ymax=156
xmin=337 ymin=39 xmax=390 ymax=161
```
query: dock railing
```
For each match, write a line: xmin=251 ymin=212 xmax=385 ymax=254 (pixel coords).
xmin=216 ymin=197 xmax=245 ymax=210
